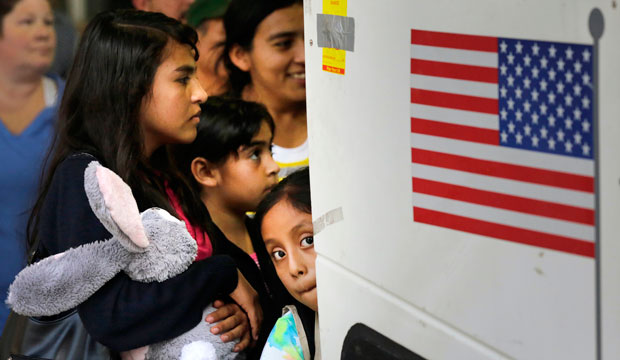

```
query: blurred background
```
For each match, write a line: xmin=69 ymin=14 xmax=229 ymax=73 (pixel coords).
xmin=54 ymin=0 xmax=133 ymax=30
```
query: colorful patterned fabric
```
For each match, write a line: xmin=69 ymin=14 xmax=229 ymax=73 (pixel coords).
xmin=260 ymin=310 xmax=304 ymax=360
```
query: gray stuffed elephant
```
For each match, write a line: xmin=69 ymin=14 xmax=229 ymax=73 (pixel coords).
xmin=6 ymin=161 xmax=243 ymax=360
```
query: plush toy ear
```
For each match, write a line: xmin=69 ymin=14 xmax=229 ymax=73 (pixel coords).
xmin=6 ymin=240 xmax=129 ymax=316
xmin=84 ymin=161 xmax=149 ymax=251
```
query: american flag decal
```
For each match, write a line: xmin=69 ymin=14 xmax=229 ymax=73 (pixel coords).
xmin=410 ymin=29 xmax=595 ymax=258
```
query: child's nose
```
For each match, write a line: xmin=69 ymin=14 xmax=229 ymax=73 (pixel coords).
xmin=288 ymin=251 xmax=307 ymax=277
xmin=265 ymin=154 xmax=280 ymax=176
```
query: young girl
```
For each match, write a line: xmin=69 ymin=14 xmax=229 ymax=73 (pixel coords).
xmin=223 ymin=0 xmax=307 ymax=178
xmin=170 ymin=96 xmax=286 ymax=358
xmin=254 ymin=168 xmax=319 ymax=359
xmin=26 ymin=9 xmax=260 ymax=356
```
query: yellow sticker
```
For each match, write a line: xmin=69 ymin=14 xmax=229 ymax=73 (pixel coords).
xmin=322 ymin=48 xmax=346 ymax=75
xmin=323 ymin=0 xmax=347 ymax=16
xmin=322 ymin=0 xmax=348 ymax=75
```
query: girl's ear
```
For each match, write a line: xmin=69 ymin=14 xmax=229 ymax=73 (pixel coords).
xmin=191 ymin=157 xmax=219 ymax=188
xmin=229 ymin=44 xmax=252 ymax=72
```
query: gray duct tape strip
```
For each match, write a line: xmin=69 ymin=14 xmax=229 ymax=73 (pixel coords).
xmin=313 ymin=207 xmax=344 ymax=235
xmin=316 ymin=14 xmax=355 ymax=52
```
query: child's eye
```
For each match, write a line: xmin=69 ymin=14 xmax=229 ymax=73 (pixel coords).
xmin=250 ymin=150 xmax=261 ymax=161
xmin=300 ymin=236 xmax=314 ymax=248
xmin=177 ymin=76 xmax=190 ymax=85
xmin=19 ymin=18 xmax=34 ymax=25
xmin=272 ymin=249 xmax=286 ymax=260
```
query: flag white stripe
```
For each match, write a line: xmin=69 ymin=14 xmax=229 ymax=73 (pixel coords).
xmin=411 ymin=163 xmax=594 ymax=209
xmin=410 ymin=104 xmax=498 ymax=130
xmin=411 ymin=44 xmax=498 ymax=68
xmin=412 ymin=193 xmax=594 ymax=241
xmin=411 ymin=133 xmax=594 ymax=177
xmin=411 ymin=74 xmax=498 ymax=99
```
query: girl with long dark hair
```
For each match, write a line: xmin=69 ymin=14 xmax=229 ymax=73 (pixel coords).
xmin=26 ymin=9 xmax=260 ymax=355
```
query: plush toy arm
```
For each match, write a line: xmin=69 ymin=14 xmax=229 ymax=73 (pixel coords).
xmin=6 ymin=239 xmax=131 ymax=317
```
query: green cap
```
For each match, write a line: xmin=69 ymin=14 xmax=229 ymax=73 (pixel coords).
xmin=186 ymin=0 xmax=231 ymax=28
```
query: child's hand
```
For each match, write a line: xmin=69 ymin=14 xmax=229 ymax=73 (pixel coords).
xmin=229 ymin=270 xmax=263 ymax=342
xmin=206 ymin=299 xmax=252 ymax=352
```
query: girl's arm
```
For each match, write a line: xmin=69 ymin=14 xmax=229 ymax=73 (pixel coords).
xmin=37 ymin=154 xmax=239 ymax=351
xmin=80 ymin=256 xmax=238 ymax=350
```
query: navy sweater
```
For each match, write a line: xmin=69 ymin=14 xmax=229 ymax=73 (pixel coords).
xmin=36 ymin=153 xmax=238 ymax=351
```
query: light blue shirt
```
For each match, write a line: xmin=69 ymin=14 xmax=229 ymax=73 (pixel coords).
xmin=0 ymin=75 xmax=64 ymax=331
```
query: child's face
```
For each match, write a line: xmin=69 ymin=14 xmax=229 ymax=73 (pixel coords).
xmin=261 ymin=200 xmax=317 ymax=311
xmin=216 ymin=121 xmax=280 ymax=211
xmin=139 ymin=41 xmax=207 ymax=156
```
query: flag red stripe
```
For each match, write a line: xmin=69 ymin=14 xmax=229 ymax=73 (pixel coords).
xmin=411 ymin=148 xmax=594 ymax=193
xmin=411 ymin=29 xmax=497 ymax=53
xmin=413 ymin=207 xmax=594 ymax=257
xmin=411 ymin=118 xmax=499 ymax=145
xmin=410 ymin=59 xmax=498 ymax=83
xmin=411 ymin=89 xmax=498 ymax=115
xmin=412 ymin=177 xmax=595 ymax=225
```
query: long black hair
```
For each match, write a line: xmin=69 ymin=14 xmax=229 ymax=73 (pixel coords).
xmin=254 ymin=166 xmax=311 ymax=232
xmin=222 ymin=0 xmax=302 ymax=96
xmin=171 ymin=96 xmax=275 ymax=229
xmin=26 ymin=9 xmax=199 ymax=252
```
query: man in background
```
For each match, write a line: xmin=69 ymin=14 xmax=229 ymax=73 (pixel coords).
xmin=186 ymin=0 xmax=230 ymax=95
xmin=131 ymin=0 xmax=195 ymax=22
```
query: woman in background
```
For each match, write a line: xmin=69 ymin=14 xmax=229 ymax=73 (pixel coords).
xmin=224 ymin=0 xmax=307 ymax=178
xmin=0 ymin=0 xmax=60 ymax=332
